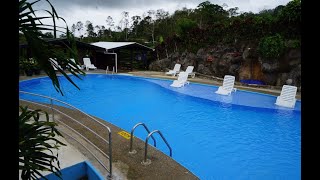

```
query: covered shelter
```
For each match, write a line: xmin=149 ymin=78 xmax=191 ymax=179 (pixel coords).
xmin=91 ymin=42 xmax=155 ymax=73
xmin=19 ymin=38 xmax=155 ymax=73
xmin=19 ymin=38 xmax=106 ymax=66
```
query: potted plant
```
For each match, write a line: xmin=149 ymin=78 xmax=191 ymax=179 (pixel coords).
xmin=19 ymin=60 xmax=25 ymax=76
xmin=32 ymin=60 xmax=41 ymax=75
xmin=20 ymin=59 xmax=34 ymax=76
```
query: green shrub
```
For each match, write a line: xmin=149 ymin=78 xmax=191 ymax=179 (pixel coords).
xmin=258 ymin=34 xmax=285 ymax=59
xmin=176 ymin=18 xmax=197 ymax=36
xmin=285 ymin=39 xmax=301 ymax=49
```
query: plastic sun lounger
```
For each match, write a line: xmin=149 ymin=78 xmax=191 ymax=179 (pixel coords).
xmin=215 ymin=75 xmax=237 ymax=95
xmin=83 ymin=57 xmax=97 ymax=71
xmin=70 ymin=58 xmax=84 ymax=70
xmin=179 ymin=66 xmax=195 ymax=78
xmin=275 ymin=85 xmax=297 ymax=108
xmin=165 ymin=64 xmax=181 ymax=76
xmin=170 ymin=72 xmax=189 ymax=87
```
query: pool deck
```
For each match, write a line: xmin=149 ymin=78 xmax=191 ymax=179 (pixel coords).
xmin=71 ymin=69 xmax=300 ymax=99
xmin=19 ymin=69 xmax=301 ymax=180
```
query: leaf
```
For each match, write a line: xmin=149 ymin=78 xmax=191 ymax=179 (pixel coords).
xmin=19 ymin=106 xmax=65 ymax=180
xmin=20 ymin=0 xmax=85 ymax=96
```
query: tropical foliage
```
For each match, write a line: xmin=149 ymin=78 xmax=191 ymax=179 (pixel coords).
xmin=64 ymin=0 xmax=300 ymax=61
xmin=258 ymin=34 xmax=285 ymax=59
xmin=19 ymin=0 xmax=83 ymax=179
xmin=19 ymin=0 xmax=84 ymax=95
xmin=19 ymin=106 xmax=66 ymax=180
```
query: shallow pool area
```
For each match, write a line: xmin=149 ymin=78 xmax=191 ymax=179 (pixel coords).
xmin=19 ymin=74 xmax=301 ymax=180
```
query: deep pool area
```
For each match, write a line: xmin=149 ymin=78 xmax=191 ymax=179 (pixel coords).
xmin=19 ymin=74 xmax=301 ymax=180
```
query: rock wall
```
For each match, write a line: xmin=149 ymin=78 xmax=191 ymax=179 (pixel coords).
xmin=149 ymin=45 xmax=301 ymax=87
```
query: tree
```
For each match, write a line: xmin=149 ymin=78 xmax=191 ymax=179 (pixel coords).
xmin=156 ymin=9 xmax=169 ymax=20
xmin=19 ymin=32 xmax=27 ymax=44
xmin=95 ymin=25 xmax=105 ymax=38
xmin=228 ymin=7 xmax=239 ymax=17
xmin=143 ymin=10 xmax=156 ymax=45
xmin=19 ymin=0 xmax=84 ymax=94
xmin=85 ymin=21 xmax=97 ymax=38
xmin=44 ymin=32 xmax=54 ymax=38
xmin=120 ymin=11 xmax=130 ymax=40
xmin=106 ymin=16 xmax=114 ymax=37
xmin=19 ymin=0 xmax=85 ymax=179
xmin=176 ymin=18 xmax=197 ymax=36
xmin=71 ymin=24 xmax=76 ymax=35
xmin=277 ymin=0 xmax=301 ymax=38
xmin=195 ymin=1 xmax=228 ymax=28
xmin=76 ymin=21 xmax=84 ymax=38
xmin=59 ymin=33 xmax=67 ymax=38
xmin=175 ymin=18 xmax=197 ymax=49
xmin=131 ymin=15 xmax=141 ymax=37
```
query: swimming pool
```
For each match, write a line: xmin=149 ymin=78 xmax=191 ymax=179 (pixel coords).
xmin=19 ymin=74 xmax=301 ymax=179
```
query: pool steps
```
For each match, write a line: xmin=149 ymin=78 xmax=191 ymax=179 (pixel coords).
xmin=129 ymin=122 xmax=172 ymax=165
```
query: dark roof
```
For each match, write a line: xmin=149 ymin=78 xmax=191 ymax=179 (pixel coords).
xmin=19 ymin=38 xmax=105 ymax=51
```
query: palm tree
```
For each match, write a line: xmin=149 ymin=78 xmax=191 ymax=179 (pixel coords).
xmin=19 ymin=0 xmax=85 ymax=179
xmin=19 ymin=106 xmax=66 ymax=180
xmin=19 ymin=0 xmax=85 ymax=95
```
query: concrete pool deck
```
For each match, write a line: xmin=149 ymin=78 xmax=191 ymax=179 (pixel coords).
xmin=19 ymin=100 xmax=199 ymax=180
xmin=19 ymin=69 xmax=301 ymax=179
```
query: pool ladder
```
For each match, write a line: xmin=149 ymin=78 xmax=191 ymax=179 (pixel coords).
xmin=129 ymin=122 xmax=172 ymax=165
xmin=106 ymin=66 xmax=115 ymax=74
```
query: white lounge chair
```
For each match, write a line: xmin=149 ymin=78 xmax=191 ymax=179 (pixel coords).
xmin=215 ymin=75 xmax=237 ymax=95
xmin=165 ymin=64 xmax=181 ymax=76
xmin=170 ymin=72 xmax=189 ymax=87
xmin=70 ymin=58 xmax=84 ymax=70
xmin=275 ymin=85 xmax=297 ymax=108
xmin=49 ymin=58 xmax=62 ymax=71
xmin=179 ymin=66 xmax=195 ymax=78
xmin=83 ymin=57 xmax=97 ymax=71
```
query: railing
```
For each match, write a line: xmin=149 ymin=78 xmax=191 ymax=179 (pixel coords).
xmin=19 ymin=91 xmax=113 ymax=179
xmin=143 ymin=130 xmax=172 ymax=165
xmin=128 ymin=123 xmax=172 ymax=165
xmin=106 ymin=66 xmax=115 ymax=74
xmin=129 ymin=122 xmax=157 ymax=154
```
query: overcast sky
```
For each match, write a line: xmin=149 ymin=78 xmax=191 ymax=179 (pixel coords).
xmin=29 ymin=0 xmax=292 ymax=36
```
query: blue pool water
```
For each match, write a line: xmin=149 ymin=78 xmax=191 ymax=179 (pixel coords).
xmin=19 ymin=74 xmax=301 ymax=180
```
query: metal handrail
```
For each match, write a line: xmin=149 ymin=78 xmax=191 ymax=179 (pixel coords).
xmin=106 ymin=66 xmax=115 ymax=75
xmin=19 ymin=91 xmax=113 ymax=178
xmin=25 ymin=103 xmax=110 ymax=158
xmin=129 ymin=122 xmax=156 ymax=153
xmin=19 ymin=91 xmax=111 ymax=132
xmin=106 ymin=66 xmax=109 ymax=74
xmin=143 ymin=130 xmax=172 ymax=163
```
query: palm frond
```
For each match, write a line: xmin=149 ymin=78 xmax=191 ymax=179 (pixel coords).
xmin=19 ymin=0 xmax=85 ymax=95
xmin=19 ymin=106 xmax=65 ymax=180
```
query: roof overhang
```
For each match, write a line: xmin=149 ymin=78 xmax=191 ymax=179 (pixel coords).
xmin=46 ymin=38 xmax=106 ymax=51
xmin=91 ymin=41 xmax=155 ymax=52
xmin=19 ymin=38 xmax=106 ymax=51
